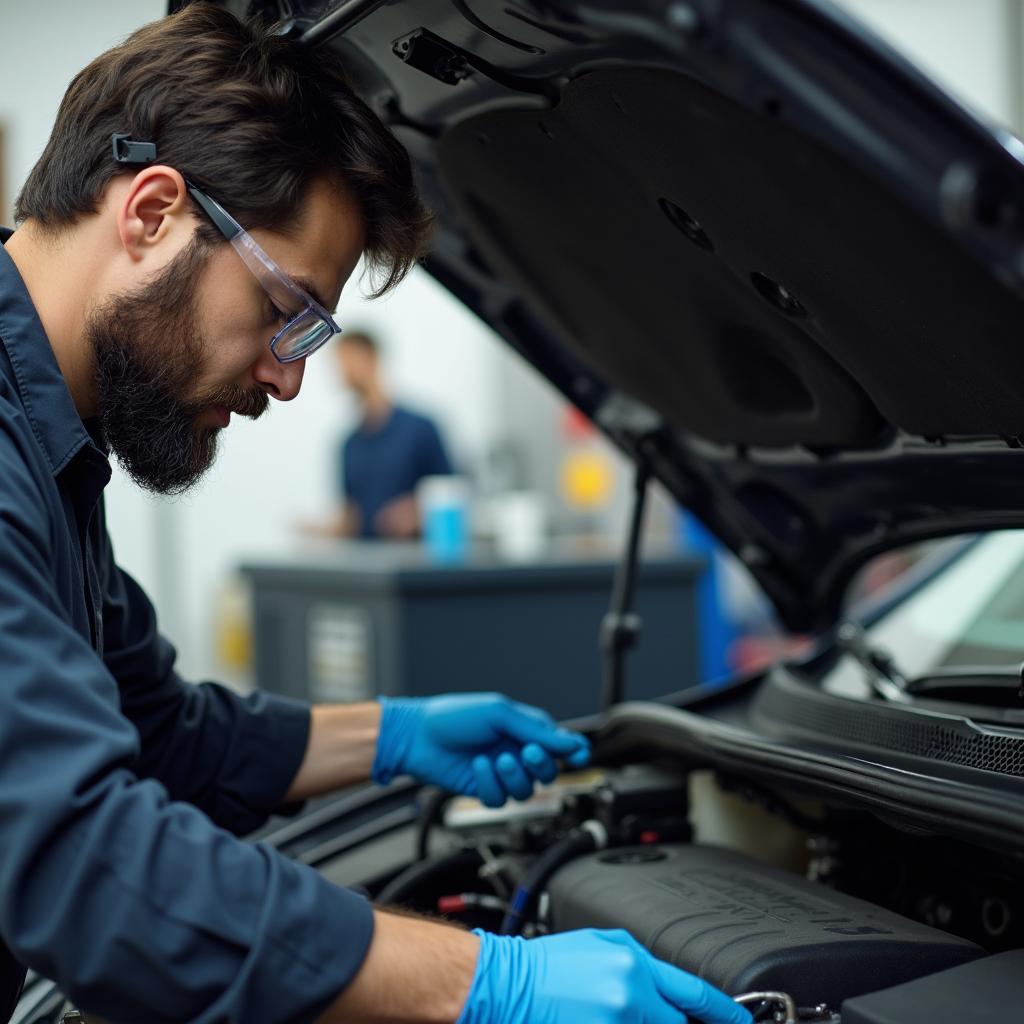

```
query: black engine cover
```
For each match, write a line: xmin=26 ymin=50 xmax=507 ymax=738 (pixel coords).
xmin=545 ymin=844 xmax=983 ymax=1007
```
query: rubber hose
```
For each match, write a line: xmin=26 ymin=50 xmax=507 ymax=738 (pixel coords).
xmin=377 ymin=847 xmax=484 ymax=906
xmin=499 ymin=828 xmax=601 ymax=936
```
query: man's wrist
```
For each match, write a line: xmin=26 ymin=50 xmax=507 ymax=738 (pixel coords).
xmin=320 ymin=910 xmax=480 ymax=1024
xmin=284 ymin=702 xmax=382 ymax=802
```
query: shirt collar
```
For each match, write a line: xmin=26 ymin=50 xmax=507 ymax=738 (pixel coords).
xmin=0 ymin=227 xmax=95 ymax=475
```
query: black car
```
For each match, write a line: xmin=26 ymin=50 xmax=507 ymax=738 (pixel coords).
xmin=17 ymin=0 xmax=1024 ymax=1020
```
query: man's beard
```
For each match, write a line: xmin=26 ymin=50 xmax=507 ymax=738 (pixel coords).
xmin=86 ymin=239 xmax=268 ymax=495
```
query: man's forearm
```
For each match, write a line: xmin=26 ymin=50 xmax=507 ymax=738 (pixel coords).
xmin=284 ymin=701 xmax=382 ymax=802
xmin=318 ymin=911 xmax=478 ymax=1024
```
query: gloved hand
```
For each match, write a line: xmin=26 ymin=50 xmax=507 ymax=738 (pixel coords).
xmin=456 ymin=928 xmax=753 ymax=1024
xmin=371 ymin=693 xmax=590 ymax=805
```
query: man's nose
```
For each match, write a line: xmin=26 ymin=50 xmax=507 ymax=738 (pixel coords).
xmin=252 ymin=346 xmax=305 ymax=402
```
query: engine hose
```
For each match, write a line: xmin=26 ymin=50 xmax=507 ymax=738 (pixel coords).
xmin=377 ymin=847 xmax=484 ymax=906
xmin=499 ymin=821 xmax=608 ymax=936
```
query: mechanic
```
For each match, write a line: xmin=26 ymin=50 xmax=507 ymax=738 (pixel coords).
xmin=324 ymin=329 xmax=455 ymax=539
xmin=0 ymin=6 xmax=751 ymax=1024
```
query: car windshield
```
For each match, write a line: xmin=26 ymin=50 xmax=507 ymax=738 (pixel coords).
xmin=826 ymin=532 xmax=1024 ymax=700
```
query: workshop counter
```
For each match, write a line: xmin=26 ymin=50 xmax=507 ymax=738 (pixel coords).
xmin=239 ymin=542 xmax=704 ymax=719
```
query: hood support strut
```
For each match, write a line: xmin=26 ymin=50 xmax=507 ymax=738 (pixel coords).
xmin=601 ymin=452 xmax=653 ymax=709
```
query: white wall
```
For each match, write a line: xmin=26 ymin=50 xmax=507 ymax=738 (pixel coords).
xmin=836 ymin=0 xmax=1016 ymax=126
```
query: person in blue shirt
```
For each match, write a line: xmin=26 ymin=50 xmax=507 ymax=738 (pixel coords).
xmin=0 ymin=7 xmax=750 ymax=1024
xmin=335 ymin=330 xmax=454 ymax=539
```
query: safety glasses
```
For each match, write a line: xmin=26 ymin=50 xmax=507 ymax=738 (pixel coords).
xmin=185 ymin=180 xmax=341 ymax=363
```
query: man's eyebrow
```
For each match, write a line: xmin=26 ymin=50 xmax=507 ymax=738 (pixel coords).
xmin=291 ymin=274 xmax=334 ymax=312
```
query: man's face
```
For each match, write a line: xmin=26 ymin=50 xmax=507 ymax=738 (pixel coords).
xmin=336 ymin=339 xmax=378 ymax=396
xmin=89 ymin=176 xmax=365 ymax=494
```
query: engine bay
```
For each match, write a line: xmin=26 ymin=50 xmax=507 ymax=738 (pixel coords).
xmin=365 ymin=764 xmax=1024 ymax=1023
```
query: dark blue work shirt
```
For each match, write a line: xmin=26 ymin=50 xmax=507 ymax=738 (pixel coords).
xmin=341 ymin=406 xmax=453 ymax=537
xmin=0 ymin=231 xmax=373 ymax=1023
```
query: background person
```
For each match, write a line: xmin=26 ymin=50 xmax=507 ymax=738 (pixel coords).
xmin=330 ymin=329 xmax=454 ymax=539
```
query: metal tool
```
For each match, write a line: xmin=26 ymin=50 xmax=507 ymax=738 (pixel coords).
xmin=734 ymin=991 xmax=798 ymax=1024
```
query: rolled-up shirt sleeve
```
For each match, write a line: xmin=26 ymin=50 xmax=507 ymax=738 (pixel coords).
xmin=0 ymin=456 xmax=374 ymax=1022
xmin=100 ymin=516 xmax=310 ymax=835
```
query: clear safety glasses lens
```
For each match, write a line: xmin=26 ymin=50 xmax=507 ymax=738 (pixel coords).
xmin=228 ymin=232 xmax=341 ymax=363
xmin=272 ymin=310 xmax=337 ymax=362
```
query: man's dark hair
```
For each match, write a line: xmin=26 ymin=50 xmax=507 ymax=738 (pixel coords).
xmin=15 ymin=2 xmax=432 ymax=296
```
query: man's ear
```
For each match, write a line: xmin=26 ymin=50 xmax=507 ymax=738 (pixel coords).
xmin=116 ymin=166 xmax=191 ymax=262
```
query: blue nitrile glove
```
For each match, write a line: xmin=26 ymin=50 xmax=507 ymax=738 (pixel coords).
xmin=456 ymin=928 xmax=753 ymax=1024
xmin=371 ymin=693 xmax=590 ymax=805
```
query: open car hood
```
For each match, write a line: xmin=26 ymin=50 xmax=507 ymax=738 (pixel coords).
xmin=193 ymin=0 xmax=1024 ymax=632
